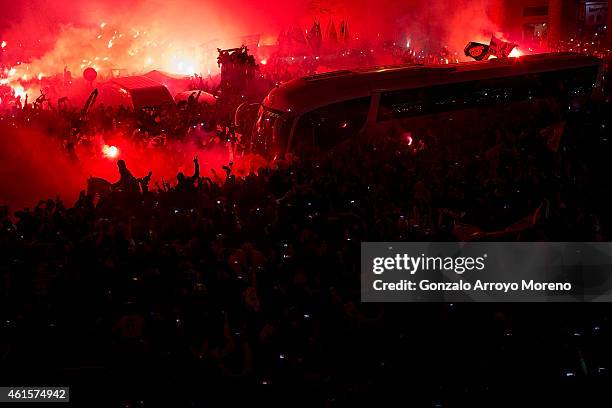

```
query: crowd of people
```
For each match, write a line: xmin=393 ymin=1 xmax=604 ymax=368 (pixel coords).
xmin=0 ymin=87 xmax=229 ymax=179
xmin=2 ymin=37 xmax=612 ymax=405
xmin=1 ymin=89 xmax=612 ymax=405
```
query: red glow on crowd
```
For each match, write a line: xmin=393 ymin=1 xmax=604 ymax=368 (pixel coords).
xmin=0 ymin=0 xmax=601 ymax=212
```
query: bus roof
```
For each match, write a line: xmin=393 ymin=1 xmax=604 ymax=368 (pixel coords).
xmin=262 ymin=52 xmax=601 ymax=114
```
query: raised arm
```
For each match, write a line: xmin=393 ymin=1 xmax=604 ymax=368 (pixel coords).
xmin=192 ymin=156 xmax=200 ymax=179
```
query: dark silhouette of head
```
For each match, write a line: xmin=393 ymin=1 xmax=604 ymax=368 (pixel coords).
xmin=177 ymin=172 xmax=185 ymax=182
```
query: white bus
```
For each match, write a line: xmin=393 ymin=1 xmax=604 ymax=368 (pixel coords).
xmin=243 ymin=52 xmax=602 ymax=158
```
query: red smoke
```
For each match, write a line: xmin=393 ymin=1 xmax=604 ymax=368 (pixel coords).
xmin=1 ymin=0 xmax=507 ymax=71
xmin=0 ymin=0 xmax=515 ymax=211
xmin=0 ymin=120 xmax=264 ymax=212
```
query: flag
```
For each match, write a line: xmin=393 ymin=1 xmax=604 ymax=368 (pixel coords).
xmin=497 ymin=203 xmax=543 ymax=236
xmin=327 ymin=20 xmax=338 ymax=42
xmin=539 ymin=121 xmax=566 ymax=152
xmin=488 ymin=36 xmax=517 ymax=59
xmin=464 ymin=36 xmax=517 ymax=61
xmin=306 ymin=19 xmax=322 ymax=51
xmin=339 ymin=19 xmax=349 ymax=43
xmin=464 ymin=41 xmax=490 ymax=61
xmin=287 ymin=23 xmax=307 ymax=44
xmin=453 ymin=203 xmax=544 ymax=241
xmin=452 ymin=222 xmax=484 ymax=241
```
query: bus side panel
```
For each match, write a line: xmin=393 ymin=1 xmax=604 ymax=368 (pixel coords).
xmin=365 ymin=64 xmax=601 ymax=145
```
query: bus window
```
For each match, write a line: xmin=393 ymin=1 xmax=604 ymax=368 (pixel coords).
xmin=376 ymin=67 xmax=598 ymax=123
xmin=377 ymin=89 xmax=426 ymax=121
xmin=428 ymin=80 xmax=513 ymax=112
xmin=292 ymin=97 xmax=371 ymax=152
xmin=511 ymin=67 xmax=598 ymax=102
xmin=563 ymin=66 xmax=599 ymax=97
xmin=508 ymin=73 xmax=544 ymax=101
xmin=378 ymin=79 xmax=518 ymax=122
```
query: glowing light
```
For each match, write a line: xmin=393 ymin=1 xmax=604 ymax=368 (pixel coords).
xmin=259 ymin=59 xmax=267 ymax=65
xmin=37 ymin=72 xmax=44 ymax=80
xmin=1 ymin=18 xmax=216 ymax=82
xmin=103 ymin=145 xmax=119 ymax=159
xmin=509 ymin=48 xmax=523 ymax=58
xmin=13 ymin=85 xmax=27 ymax=99
xmin=1 ymin=41 xmax=6 ymax=48
xmin=403 ymin=133 xmax=413 ymax=146
xmin=172 ymin=56 xmax=198 ymax=74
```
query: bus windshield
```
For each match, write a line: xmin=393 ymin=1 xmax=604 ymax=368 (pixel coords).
xmin=249 ymin=106 xmax=284 ymax=155
xmin=249 ymin=105 xmax=291 ymax=156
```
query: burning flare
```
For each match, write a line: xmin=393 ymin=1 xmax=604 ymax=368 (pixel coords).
xmin=103 ymin=145 xmax=119 ymax=159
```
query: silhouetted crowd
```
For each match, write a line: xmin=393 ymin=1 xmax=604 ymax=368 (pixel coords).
xmin=1 ymin=92 xmax=612 ymax=406
xmin=2 ymin=36 xmax=612 ymax=405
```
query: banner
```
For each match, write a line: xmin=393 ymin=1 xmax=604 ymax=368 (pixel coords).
xmin=464 ymin=41 xmax=490 ymax=61
xmin=488 ymin=36 xmax=518 ymax=58
xmin=464 ymin=36 xmax=517 ymax=61
xmin=540 ymin=120 xmax=566 ymax=152
xmin=306 ymin=20 xmax=323 ymax=52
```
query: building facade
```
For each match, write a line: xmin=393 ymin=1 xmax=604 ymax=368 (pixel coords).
xmin=494 ymin=0 xmax=609 ymax=45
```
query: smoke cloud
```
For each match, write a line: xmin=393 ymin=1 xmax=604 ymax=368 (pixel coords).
xmin=1 ymin=0 xmax=503 ymax=76
xmin=0 ymin=0 xmax=506 ymax=211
